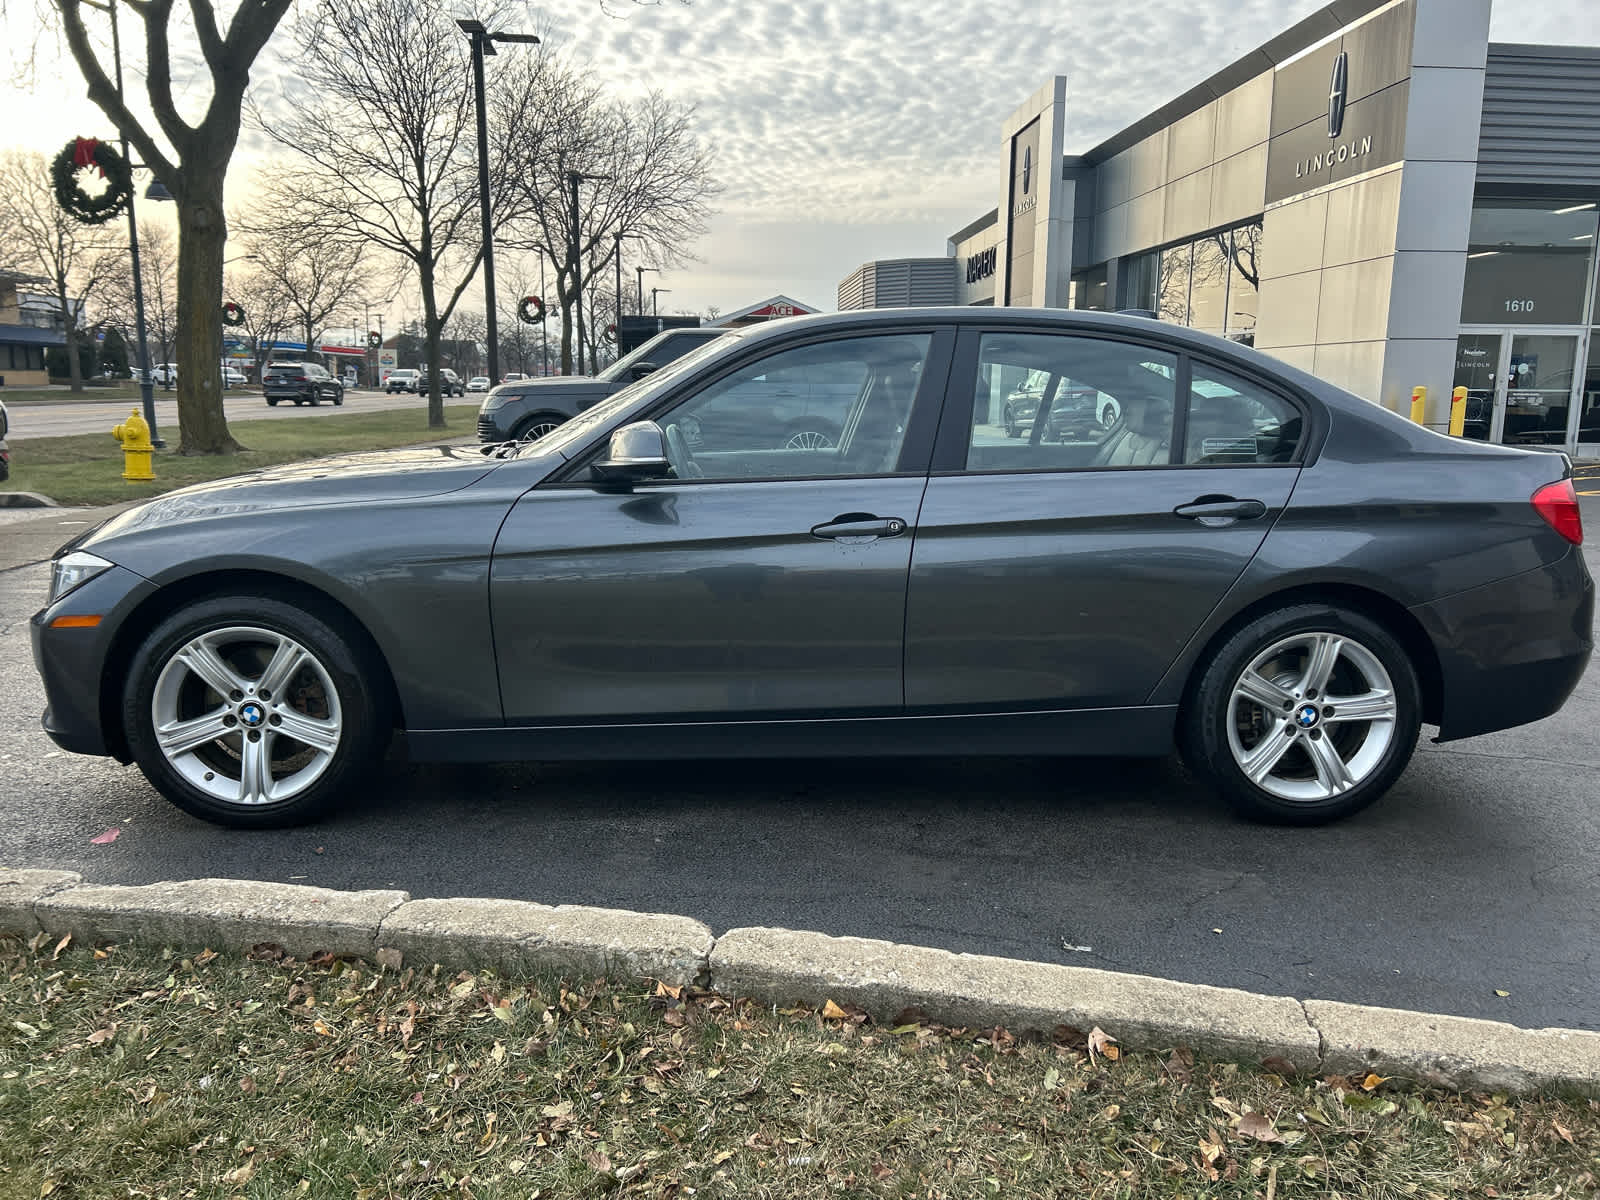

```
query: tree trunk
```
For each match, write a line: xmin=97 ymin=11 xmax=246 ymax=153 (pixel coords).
xmin=559 ymin=298 xmax=573 ymax=376
xmin=175 ymin=185 xmax=241 ymax=454
xmin=420 ymin=275 xmax=445 ymax=429
xmin=59 ymin=278 xmax=84 ymax=393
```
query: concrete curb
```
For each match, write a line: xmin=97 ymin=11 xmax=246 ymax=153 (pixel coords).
xmin=3 ymin=867 xmax=1596 ymax=1095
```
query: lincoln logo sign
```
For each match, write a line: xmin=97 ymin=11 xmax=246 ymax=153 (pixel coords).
xmin=1328 ymin=50 xmax=1349 ymax=138
xmin=1022 ymin=145 xmax=1032 ymax=194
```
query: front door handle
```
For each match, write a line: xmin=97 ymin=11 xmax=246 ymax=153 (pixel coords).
xmin=1173 ymin=496 xmax=1268 ymax=525
xmin=811 ymin=513 xmax=908 ymax=540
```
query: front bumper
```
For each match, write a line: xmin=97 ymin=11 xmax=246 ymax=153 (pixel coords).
xmin=1412 ymin=545 xmax=1594 ymax=741
xmin=31 ymin=564 xmax=156 ymax=760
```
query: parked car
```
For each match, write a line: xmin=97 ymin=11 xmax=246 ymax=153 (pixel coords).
xmin=152 ymin=363 xmax=178 ymax=386
xmin=418 ymin=368 xmax=467 ymax=397
xmin=0 ymin=398 xmax=9 ymax=483
xmin=467 ymin=376 xmax=491 ymax=393
xmin=501 ymin=372 xmax=528 ymax=384
xmin=385 ymin=369 xmax=419 ymax=394
xmin=1001 ymin=374 xmax=1105 ymax=441
xmin=262 ymin=361 xmax=344 ymax=407
xmin=477 ymin=327 xmax=725 ymax=444
xmin=222 ymin=367 xmax=247 ymax=388
xmin=30 ymin=309 xmax=1592 ymax=829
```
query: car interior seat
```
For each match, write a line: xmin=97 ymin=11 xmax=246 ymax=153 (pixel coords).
xmin=1089 ymin=390 xmax=1172 ymax=467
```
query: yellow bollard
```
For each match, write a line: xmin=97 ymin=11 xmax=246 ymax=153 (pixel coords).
xmin=1448 ymin=386 xmax=1468 ymax=438
xmin=1410 ymin=385 xmax=1427 ymax=424
xmin=112 ymin=408 xmax=156 ymax=482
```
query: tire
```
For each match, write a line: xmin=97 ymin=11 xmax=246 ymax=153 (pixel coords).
xmin=513 ymin=414 xmax=565 ymax=443
xmin=1004 ymin=408 xmax=1022 ymax=438
xmin=781 ymin=423 xmax=838 ymax=451
xmin=1100 ymin=404 xmax=1118 ymax=428
xmin=334 ymin=391 xmax=344 ymax=407
xmin=122 ymin=594 xmax=390 ymax=828
xmin=309 ymin=393 xmax=321 ymax=406
xmin=294 ymin=398 xmax=305 ymax=406
xmin=266 ymin=398 xmax=279 ymax=407
xmin=1178 ymin=604 xmax=1421 ymax=825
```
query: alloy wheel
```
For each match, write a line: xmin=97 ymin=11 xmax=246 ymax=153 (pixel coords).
xmin=784 ymin=430 xmax=835 ymax=450
xmin=1224 ymin=631 xmax=1398 ymax=803
xmin=150 ymin=626 xmax=343 ymax=807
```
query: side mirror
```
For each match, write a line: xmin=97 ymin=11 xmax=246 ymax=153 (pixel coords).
xmin=629 ymin=361 xmax=659 ymax=381
xmin=591 ymin=421 xmax=673 ymax=492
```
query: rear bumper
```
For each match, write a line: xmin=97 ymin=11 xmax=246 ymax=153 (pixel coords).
xmin=1412 ymin=545 xmax=1594 ymax=741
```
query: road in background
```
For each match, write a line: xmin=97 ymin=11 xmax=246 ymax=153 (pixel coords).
xmin=4 ymin=389 xmax=456 ymax=441
xmin=1 ymin=498 xmax=1596 ymax=1033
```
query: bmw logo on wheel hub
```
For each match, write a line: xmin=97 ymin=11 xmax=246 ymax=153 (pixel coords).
xmin=239 ymin=702 xmax=265 ymax=728
xmin=1295 ymin=704 xmax=1320 ymax=730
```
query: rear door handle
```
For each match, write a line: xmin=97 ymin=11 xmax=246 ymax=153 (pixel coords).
xmin=1173 ymin=497 xmax=1268 ymax=525
xmin=811 ymin=513 xmax=908 ymax=540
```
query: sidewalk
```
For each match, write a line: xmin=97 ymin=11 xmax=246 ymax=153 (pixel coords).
xmin=0 ymin=503 xmax=136 ymax=573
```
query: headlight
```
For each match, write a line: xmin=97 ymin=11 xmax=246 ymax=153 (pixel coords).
xmin=50 ymin=551 xmax=113 ymax=604
xmin=481 ymin=390 xmax=512 ymax=411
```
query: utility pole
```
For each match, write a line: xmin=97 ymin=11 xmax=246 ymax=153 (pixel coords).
xmin=567 ymin=170 xmax=583 ymax=375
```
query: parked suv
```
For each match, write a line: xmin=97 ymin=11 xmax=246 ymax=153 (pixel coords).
xmin=262 ymin=361 xmax=345 ymax=407
xmin=418 ymin=367 xmax=467 ymax=397
xmin=478 ymin=327 xmax=725 ymax=443
xmin=386 ymin=369 xmax=419 ymax=394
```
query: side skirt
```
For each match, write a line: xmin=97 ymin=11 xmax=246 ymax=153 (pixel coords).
xmin=405 ymin=706 xmax=1179 ymax=764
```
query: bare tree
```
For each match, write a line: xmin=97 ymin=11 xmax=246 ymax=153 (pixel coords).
xmin=237 ymin=203 xmax=370 ymax=371
xmin=53 ymin=0 xmax=294 ymax=452
xmin=223 ymin=263 xmax=292 ymax=381
xmin=495 ymin=59 xmax=719 ymax=375
xmin=0 ymin=150 xmax=120 ymax=392
xmin=249 ymin=0 xmax=541 ymax=428
xmin=94 ymin=220 xmax=178 ymax=386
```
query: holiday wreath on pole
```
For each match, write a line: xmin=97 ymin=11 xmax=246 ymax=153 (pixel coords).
xmin=52 ymin=137 xmax=134 ymax=226
xmin=221 ymin=301 xmax=246 ymax=327
xmin=516 ymin=295 xmax=545 ymax=324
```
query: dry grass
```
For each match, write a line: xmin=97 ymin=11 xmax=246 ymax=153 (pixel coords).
xmin=2 ymin=935 xmax=1597 ymax=1199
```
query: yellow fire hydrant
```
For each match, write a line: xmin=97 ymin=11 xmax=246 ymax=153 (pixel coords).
xmin=112 ymin=408 xmax=156 ymax=482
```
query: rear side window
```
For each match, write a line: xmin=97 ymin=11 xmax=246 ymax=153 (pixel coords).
xmin=1182 ymin=364 xmax=1302 ymax=464
xmin=965 ymin=332 xmax=1179 ymax=471
xmin=657 ymin=335 xmax=711 ymax=365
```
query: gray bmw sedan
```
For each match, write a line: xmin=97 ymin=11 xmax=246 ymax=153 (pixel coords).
xmin=31 ymin=310 xmax=1592 ymax=827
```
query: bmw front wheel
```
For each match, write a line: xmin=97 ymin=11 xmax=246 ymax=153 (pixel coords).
xmin=123 ymin=595 xmax=389 ymax=827
xmin=1180 ymin=605 xmax=1421 ymax=825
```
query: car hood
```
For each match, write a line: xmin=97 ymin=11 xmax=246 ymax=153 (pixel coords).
xmin=84 ymin=446 xmax=503 ymax=543
xmin=491 ymin=378 xmax=617 ymax=400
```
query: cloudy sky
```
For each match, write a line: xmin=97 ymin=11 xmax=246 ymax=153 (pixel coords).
xmin=2 ymin=0 xmax=1594 ymax=324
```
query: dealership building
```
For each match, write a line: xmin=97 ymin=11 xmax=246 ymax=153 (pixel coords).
xmin=837 ymin=0 xmax=1600 ymax=454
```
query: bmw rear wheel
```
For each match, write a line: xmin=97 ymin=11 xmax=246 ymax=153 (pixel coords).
xmin=123 ymin=595 xmax=389 ymax=827
xmin=1180 ymin=605 xmax=1421 ymax=824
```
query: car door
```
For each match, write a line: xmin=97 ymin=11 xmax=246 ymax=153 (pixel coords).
xmin=490 ymin=327 xmax=953 ymax=724
xmin=905 ymin=327 xmax=1306 ymax=712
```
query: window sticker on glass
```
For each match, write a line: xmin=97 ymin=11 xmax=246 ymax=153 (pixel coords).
xmin=1201 ymin=437 xmax=1261 ymax=457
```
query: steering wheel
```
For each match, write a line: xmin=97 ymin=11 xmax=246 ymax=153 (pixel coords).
xmin=663 ymin=422 xmax=703 ymax=478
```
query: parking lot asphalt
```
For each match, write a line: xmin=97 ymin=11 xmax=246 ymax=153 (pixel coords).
xmin=2 ymin=489 xmax=1597 ymax=1032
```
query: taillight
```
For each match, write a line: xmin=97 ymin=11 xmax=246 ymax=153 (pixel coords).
xmin=1532 ymin=479 xmax=1583 ymax=545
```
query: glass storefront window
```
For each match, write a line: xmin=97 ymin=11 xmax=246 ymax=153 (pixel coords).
xmin=1188 ymin=235 xmax=1230 ymax=335
xmin=1157 ymin=243 xmax=1191 ymax=324
xmin=1582 ymin=332 xmax=1600 ymax=444
xmin=1072 ymin=266 xmax=1109 ymax=311
xmin=1461 ymin=201 xmax=1598 ymax=326
xmin=1120 ymin=251 xmax=1158 ymax=312
xmin=1227 ymin=222 xmax=1262 ymax=343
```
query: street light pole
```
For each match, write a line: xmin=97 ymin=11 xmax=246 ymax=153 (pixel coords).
xmin=613 ymin=232 xmax=624 ymax=346
xmin=636 ymin=265 xmax=657 ymax=314
xmin=567 ymin=170 xmax=584 ymax=375
xmin=89 ymin=0 xmax=164 ymax=446
xmin=652 ymin=287 xmax=671 ymax=317
xmin=458 ymin=20 xmax=538 ymax=387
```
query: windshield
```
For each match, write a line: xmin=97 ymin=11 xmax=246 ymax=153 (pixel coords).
xmin=596 ymin=333 xmax=709 ymax=382
xmin=517 ymin=331 xmax=743 ymax=459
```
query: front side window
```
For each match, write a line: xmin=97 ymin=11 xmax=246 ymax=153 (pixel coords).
xmin=966 ymin=333 xmax=1178 ymax=471
xmin=1183 ymin=364 xmax=1302 ymax=464
xmin=657 ymin=333 xmax=933 ymax=481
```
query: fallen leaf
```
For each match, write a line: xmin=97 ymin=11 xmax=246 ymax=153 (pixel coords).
xmin=1260 ymin=1055 xmax=1296 ymax=1077
xmin=223 ymin=1160 xmax=257 ymax=1185
xmin=1552 ymin=1119 xmax=1575 ymax=1145
xmin=1494 ymin=989 xmax=1510 ymax=998
xmin=1042 ymin=1066 xmax=1060 ymax=1091
xmin=374 ymin=948 xmax=403 ymax=971
xmin=1360 ymin=1073 xmax=1389 ymax=1091
xmin=90 ymin=828 xmax=120 ymax=845
xmin=1164 ymin=1047 xmax=1195 ymax=1085
xmin=489 ymin=1002 xmax=514 ymax=1024
xmin=1235 ymin=1112 xmax=1283 ymax=1143
xmin=39 ymin=1181 xmax=57 ymax=1197
xmin=1198 ymin=1131 xmax=1226 ymax=1164
xmin=1101 ymin=1103 xmax=1121 ymax=1121
xmin=51 ymin=933 xmax=71 ymax=960
xmin=821 ymin=999 xmax=850 ymax=1021
xmin=654 ymin=981 xmax=682 ymax=1000
xmin=712 ymin=1150 xmax=735 ymax=1165
xmin=312 ymin=1019 xmax=334 ymax=1037
xmin=541 ymin=1100 xmax=574 ymax=1120
xmin=86 ymin=1026 xmax=116 ymax=1045
xmin=1087 ymin=1026 xmax=1120 ymax=1063
xmin=193 ymin=948 xmax=218 ymax=966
